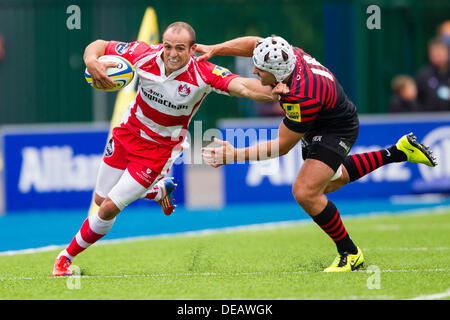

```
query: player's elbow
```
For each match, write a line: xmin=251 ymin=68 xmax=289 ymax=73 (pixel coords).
xmin=84 ymin=40 xmax=108 ymax=61
xmin=92 ymin=39 xmax=107 ymax=45
xmin=85 ymin=40 xmax=108 ymax=52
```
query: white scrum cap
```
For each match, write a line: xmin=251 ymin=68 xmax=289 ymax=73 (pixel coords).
xmin=252 ymin=36 xmax=296 ymax=82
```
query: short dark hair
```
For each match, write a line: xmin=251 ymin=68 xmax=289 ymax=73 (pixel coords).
xmin=162 ymin=21 xmax=196 ymax=47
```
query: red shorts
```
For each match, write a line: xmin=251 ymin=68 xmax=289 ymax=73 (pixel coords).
xmin=103 ymin=126 xmax=181 ymax=188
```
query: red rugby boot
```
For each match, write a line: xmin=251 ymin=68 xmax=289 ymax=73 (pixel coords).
xmin=156 ymin=177 xmax=177 ymax=216
xmin=52 ymin=256 xmax=72 ymax=277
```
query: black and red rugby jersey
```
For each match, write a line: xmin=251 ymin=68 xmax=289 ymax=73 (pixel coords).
xmin=279 ymin=47 xmax=358 ymax=136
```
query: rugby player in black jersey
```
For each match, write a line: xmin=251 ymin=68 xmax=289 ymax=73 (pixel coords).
xmin=198 ymin=36 xmax=437 ymax=272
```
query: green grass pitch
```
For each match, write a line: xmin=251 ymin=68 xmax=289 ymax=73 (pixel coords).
xmin=0 ymin=209 xmax=449 ymax=300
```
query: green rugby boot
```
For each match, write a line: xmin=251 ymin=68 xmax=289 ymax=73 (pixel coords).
xmin=323 ymin=246 xmax=364 ymax=272
xmin=396 ymin=133 xmax=437 ymax=167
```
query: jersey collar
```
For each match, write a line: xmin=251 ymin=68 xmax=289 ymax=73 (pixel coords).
xmin=156 ymin=50 xmax=192 ymax=80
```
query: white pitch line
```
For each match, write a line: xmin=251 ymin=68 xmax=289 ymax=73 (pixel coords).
xmin=2 ymin=244 xmax=448 ymax=257
xmin=1 ymin=268 xmax=449 ymax=282
xmin=407 ymin=288 xmax=450 ymax=300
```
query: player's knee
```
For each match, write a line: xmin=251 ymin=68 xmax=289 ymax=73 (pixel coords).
xmin=94 ymin=193 xmax=105 ymax=207
xmin=98 ymin=197 xmax=121 ymax=220
xmin=292 ymin=183 xmax=318 ymax=207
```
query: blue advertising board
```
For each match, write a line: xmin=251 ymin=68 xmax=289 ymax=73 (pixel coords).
xmin=1 ymin=124 xmax=185 ymax=212
xmin=219 ymin=114 xmax=450 ymax=204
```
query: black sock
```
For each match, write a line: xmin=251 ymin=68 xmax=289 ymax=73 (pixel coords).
xmin=312 ymin=200 xmax=357 ymax=254
xmin=343 ymin=145 xmax=406 ymax=182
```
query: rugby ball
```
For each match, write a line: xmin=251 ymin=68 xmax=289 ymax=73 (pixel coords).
xmin=85 ymin=55 xmax=135 ymax=92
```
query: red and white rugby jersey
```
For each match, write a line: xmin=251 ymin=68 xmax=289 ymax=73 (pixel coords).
xmin=105 ymin=41 xmax=240 ymax=148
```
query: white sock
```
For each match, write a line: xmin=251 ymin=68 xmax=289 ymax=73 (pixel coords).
xmin=88 ymin=212 xmax=116 ymax=235
xmin=57 ymin=249 xmax=74 ymax=262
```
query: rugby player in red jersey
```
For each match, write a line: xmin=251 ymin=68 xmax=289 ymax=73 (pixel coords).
xmin=52 ymin=23 xmax=282 ymax=277
xmin=199 ymin=36 xmax=437 ymax=272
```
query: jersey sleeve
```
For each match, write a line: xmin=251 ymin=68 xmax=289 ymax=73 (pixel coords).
xmin=105 ymin=41 xmax=162 ymax=65
xmin=195 ymin=60 xmax=240 ymax=95
xmin=281 ymin=97 xmax=322 ymax=133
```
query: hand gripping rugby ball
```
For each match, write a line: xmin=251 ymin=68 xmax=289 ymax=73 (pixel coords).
xmin=85 ymin=55 xmax=135 ymax=92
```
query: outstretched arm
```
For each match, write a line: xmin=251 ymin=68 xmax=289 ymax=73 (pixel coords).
xmin=202 ymin=121 xmax=303 ymax=168
xmin=227 ymin=77 xmax=283 ymax=102
xmin=196 ymin=36 xmax=262 ymax=61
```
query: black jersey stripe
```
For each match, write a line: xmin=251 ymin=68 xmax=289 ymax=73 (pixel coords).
xmin=327 ymin=76 xmax=335 ymax=107
xmin=330 ymin=81 xmax=337 ymax=108
xmin=301 ymin=113 xmax=319 ymax=122
xmin=291 ymin=62 xmax=301 ymax=96
xmin=323 ymin=76 xmax=332 ymax=107
xmin=304 ymin=61 xmax=314 ymax=98
xmin=318 ymin=73 xmax=326 ymax=105
xmin=323 ymin=75 xmax=333 ymax=109
xmin=299 ymin=57 xmax=309 ymax=97
xmin=281 ymin=96 xmax=318 ymax=105
xmin=301 ymin=105 xmax=322 ymax=115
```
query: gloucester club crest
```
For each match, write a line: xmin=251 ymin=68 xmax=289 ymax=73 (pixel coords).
xmin=177 ymin=84 xmax=191 ymax=97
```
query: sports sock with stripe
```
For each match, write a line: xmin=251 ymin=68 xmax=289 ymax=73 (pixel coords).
xmin=58 ymin=212 xmax=116 ymax=261
xmin=312 ymin=200 xmax=357 ymax=254
xmin=343 ymin=145 xmax=407 ymax=182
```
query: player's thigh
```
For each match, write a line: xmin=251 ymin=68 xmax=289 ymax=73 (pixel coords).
xmin=126 ymin=142 xmax=183 ymax=191
xmin=95 ymin=161 xmax=125 ymax=202
xmin=95 ymin=136 xmax=128 ymax=201
xmin=293 ymin=158 xmax=337 ymax=215
xmin=297 ymin=134 xmax=351 ymax=193
xmin=294 ymin=158 xmax=335 ymax=200
xmin=107 ymin=168 xmax=154 ymax=212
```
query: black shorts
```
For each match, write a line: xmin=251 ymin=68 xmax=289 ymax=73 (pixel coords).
xmin=301 ymin=125 xmax=359 ymax=172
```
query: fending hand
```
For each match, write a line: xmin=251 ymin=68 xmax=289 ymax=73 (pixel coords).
xmin=201 ymin=138 xmax=235 ymax=168
xmin=195 ymin=44 xmax=216 ymax=62
xmin=272 ymin=82 xmax=290 ymax=95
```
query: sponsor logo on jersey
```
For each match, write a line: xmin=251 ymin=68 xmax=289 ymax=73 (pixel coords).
xmin=212 ymin=65 xmax=232 ymax=78
xmin=115 ymin=42 xmax=130 ymax=55
xmin=141 ymin=87 xmax=189 ymax=110
xmin=178 ymin=84 xmax=191 ymax=97
xmin=282 ymin=103 xmax=301 ymax=122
